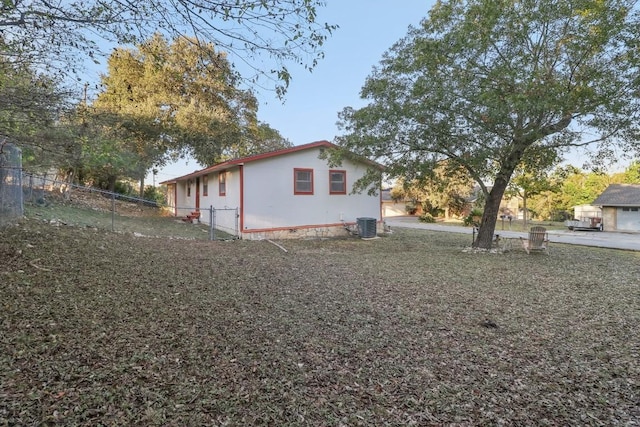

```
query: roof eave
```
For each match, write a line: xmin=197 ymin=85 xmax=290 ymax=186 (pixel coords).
xmin=161 ymin=140 xmax=383 ymax=183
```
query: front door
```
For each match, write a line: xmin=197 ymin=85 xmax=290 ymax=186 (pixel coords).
xmin=195 ymin=177 xmax=200 ymax=211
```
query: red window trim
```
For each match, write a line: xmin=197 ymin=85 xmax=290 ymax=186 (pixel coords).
xmin=329 ymin=170 xmax=347 ymax=195
xmin=203 ymin=175 xmax=208 ymax=196
xmin=294 ymin=168 xmax=314 ymax=195
xmin=219 ymin=172 xmax=226 ymax=196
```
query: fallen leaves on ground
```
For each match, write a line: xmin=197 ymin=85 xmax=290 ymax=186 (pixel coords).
xmin=1 ymin=220 xmax=638 ymax=426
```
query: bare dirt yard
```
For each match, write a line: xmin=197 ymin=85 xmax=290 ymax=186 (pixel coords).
xmin=1 ymin=212 xmax=638 ymax=425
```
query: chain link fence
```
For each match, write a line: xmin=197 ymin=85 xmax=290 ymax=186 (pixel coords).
xmin=0 ymin=142 xmax=23 ymax=226
xmin=208 ymin=206 xmax=239 ymax=240
xmin=6 ymin=167 xmax=240 ymax=240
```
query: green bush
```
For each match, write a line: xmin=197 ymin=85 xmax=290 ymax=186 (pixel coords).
xmin=143 ymin=185 xmax=166 ymax=207
xmin=405 ymin=202 xmax=418 ymax=215
xmin=463 ymin=208 xmax=483 ymax=226
xmin=113 ymin=180 xmax=136 ymax=196
xmin=418 ymin=212 xmax=436 ymax=223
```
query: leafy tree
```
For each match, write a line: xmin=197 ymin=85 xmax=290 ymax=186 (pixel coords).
xmin=507 ymin=170 xmax=556 ymax=223
xmin=0 ymin=60 xmax=71 ymax=160
xmin=0 ymin=0 xmax=336 ymax=94
xmin=224 ymin=122 xmax=293 ymax=160
xmin=92 ymin=35 xmax=292 ymax=194
xmin=93 ymin=35 xmax=240 ymax=193
xmin=547 ymin=167 xmax=613 ymax=213
xmin=0 ymin=61 xmax=89 ymax=192
xmin=42 ymin=103 xmax=143 ymax=194
xmin=619 ymin=161 xmax=640 ymax=183
xmin=78 ymin=134 xmax=140 ymax=193
xmin=334 ymin=0 xmax=640 ymax=248
xmin=505 ymin=150 xmax=560 ymax=225
xmin=391 ymin=162 xmax=474 ymax=218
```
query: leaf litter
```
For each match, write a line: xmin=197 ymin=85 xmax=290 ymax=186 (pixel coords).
xmin=0 ymin=220 xmax=638 ymax=425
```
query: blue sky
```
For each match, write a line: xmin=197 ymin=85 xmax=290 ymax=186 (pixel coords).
xmin=148 ymin=1 xmax=435 ymax=183
xmin=77 ymin=0 xmax=629 ymax=184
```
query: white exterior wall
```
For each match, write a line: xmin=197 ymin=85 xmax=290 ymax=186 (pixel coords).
xmin=193 ymin=170 xmax=241 ymax=235
xmin=175 ymin=180 xmax=193 ymax=217
xmin=382 ymin=202 xmax=409 ymax=217
xmin=573 ymin=204 xmax=602 ymax=219
xmin=241 ymin=148 xmax=380 ymax=233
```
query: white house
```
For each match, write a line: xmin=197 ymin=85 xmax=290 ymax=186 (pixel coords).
xmin=161 ymin=140 xmax=383 ymax=239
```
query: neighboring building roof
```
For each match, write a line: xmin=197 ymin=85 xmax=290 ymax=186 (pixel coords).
xmin=381 ymin=189 xmax=393 ymax=202
xmin=592 ymin=184 xmax=640 ymax=206
xmin=381 ymin=188 xmax=407 ymax=202
xmin=160 ymin=140 xmax=382 ymax=184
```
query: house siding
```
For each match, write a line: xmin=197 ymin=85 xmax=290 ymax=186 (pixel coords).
xmin=175 ymin=180 xmax=192 ymax=217
xmin=382 ymin=202 xmax=408 ymax=217
xmin=241 ymin=148 xmax=380 ymax=232
xmin=161 ymin=141 xmax=383 ymax=239
xmin=601 ymin=207 xmax=617 ymax=231
xmin=191 ymin=168 xmax=242 ymax=233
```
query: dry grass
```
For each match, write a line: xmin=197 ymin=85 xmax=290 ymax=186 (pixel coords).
xmin=1 ymin=218 xmax=638 ymax=426
xmin=23 ymin=192 xmax=215 ymax=240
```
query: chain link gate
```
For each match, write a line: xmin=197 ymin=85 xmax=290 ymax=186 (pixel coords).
xmin=209 ymin=206 xmax=239 ymax=240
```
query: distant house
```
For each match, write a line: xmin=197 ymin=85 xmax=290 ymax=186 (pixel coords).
xmin=592 ymin=184 xmax=640 ymax=232
xmin=381 ymin=188 xmax=421 ymax=217
xmin=382 ymin=185 xmax=520 ymax=220
xmin=160 ymin=140 xmax=383 ymax=239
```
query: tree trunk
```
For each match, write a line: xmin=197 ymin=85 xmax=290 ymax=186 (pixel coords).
xmin=522 ymin=193 xmax=528 ymax=228
xmin=473 ymin=137 xmax=536 ymax=248
xmin=139 ymin=175 xmax=145 ymax=202
xmin=62 ymin=169 xmax=74 ymax=201
xmin=473 ymin=178 xmax=509 ymax=249
xmin=108 ymin=175 xmax=116 ymax=193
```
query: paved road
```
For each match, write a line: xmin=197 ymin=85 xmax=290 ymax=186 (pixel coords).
xmin=384 ymin=217 xmax=640 ymax=252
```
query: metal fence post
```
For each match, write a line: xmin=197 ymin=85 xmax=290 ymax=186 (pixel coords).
xmin=235 ymin=207 xmax=239 ymax=239
xmin=209 ymin=206 xmax=214 ymax=240
xmin=28 ymin=173 xmax=33 ymax=202
xmin=111 ymin=193 xmax=115 ymax=232
xmin=211 ymin=205 xmax=216 ymax=241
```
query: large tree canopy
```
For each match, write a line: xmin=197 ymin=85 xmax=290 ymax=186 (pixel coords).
xmin=335 ymin=0 xmax=640 ymax=248
xmin=94 ymin=34 xmax=250 ymax=164
xmin=391 ymin=161 xmax=475 ymax=219
xmin=89 ymin=34 xmax=290 ymax=195
xmin=0 ymin=58 xmax=73 ymax=167
xmin=0 ymin=0 xmax=336 ymax=94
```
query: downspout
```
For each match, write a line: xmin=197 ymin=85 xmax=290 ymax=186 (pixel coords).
xmin=173 ymin=183 xmax=178 ymax=216
xmin=379 ymin=185 xmax=383 ymax=221
xmin=239 ymin=164 xmax=244 ymax=234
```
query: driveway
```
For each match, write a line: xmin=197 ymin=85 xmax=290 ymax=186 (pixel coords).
xmin=384 ymin=217 xmax=640 ymax=252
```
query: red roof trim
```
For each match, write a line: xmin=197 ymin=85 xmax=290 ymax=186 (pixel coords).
xmin=234 ymin=140 xmax=334 ymax=164
xmin=160 ymin=140 xmax=382 ymax=183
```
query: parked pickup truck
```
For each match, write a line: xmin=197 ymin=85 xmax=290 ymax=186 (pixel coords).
xmin=565 ymin=216 xmax=603 ymax=231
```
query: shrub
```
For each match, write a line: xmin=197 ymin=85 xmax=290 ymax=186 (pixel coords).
xmin=114 ymin=180 xmax=135 ymax=196
xmin=463 ymin=208 xmax=483 ymax=226
xmin=143 ymin=185 xmax=166 ymax=207
xmin=418 ymin=212 xmax=436 ymax=223
xmin=405 ymin=202 xmax=418 ymax=215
